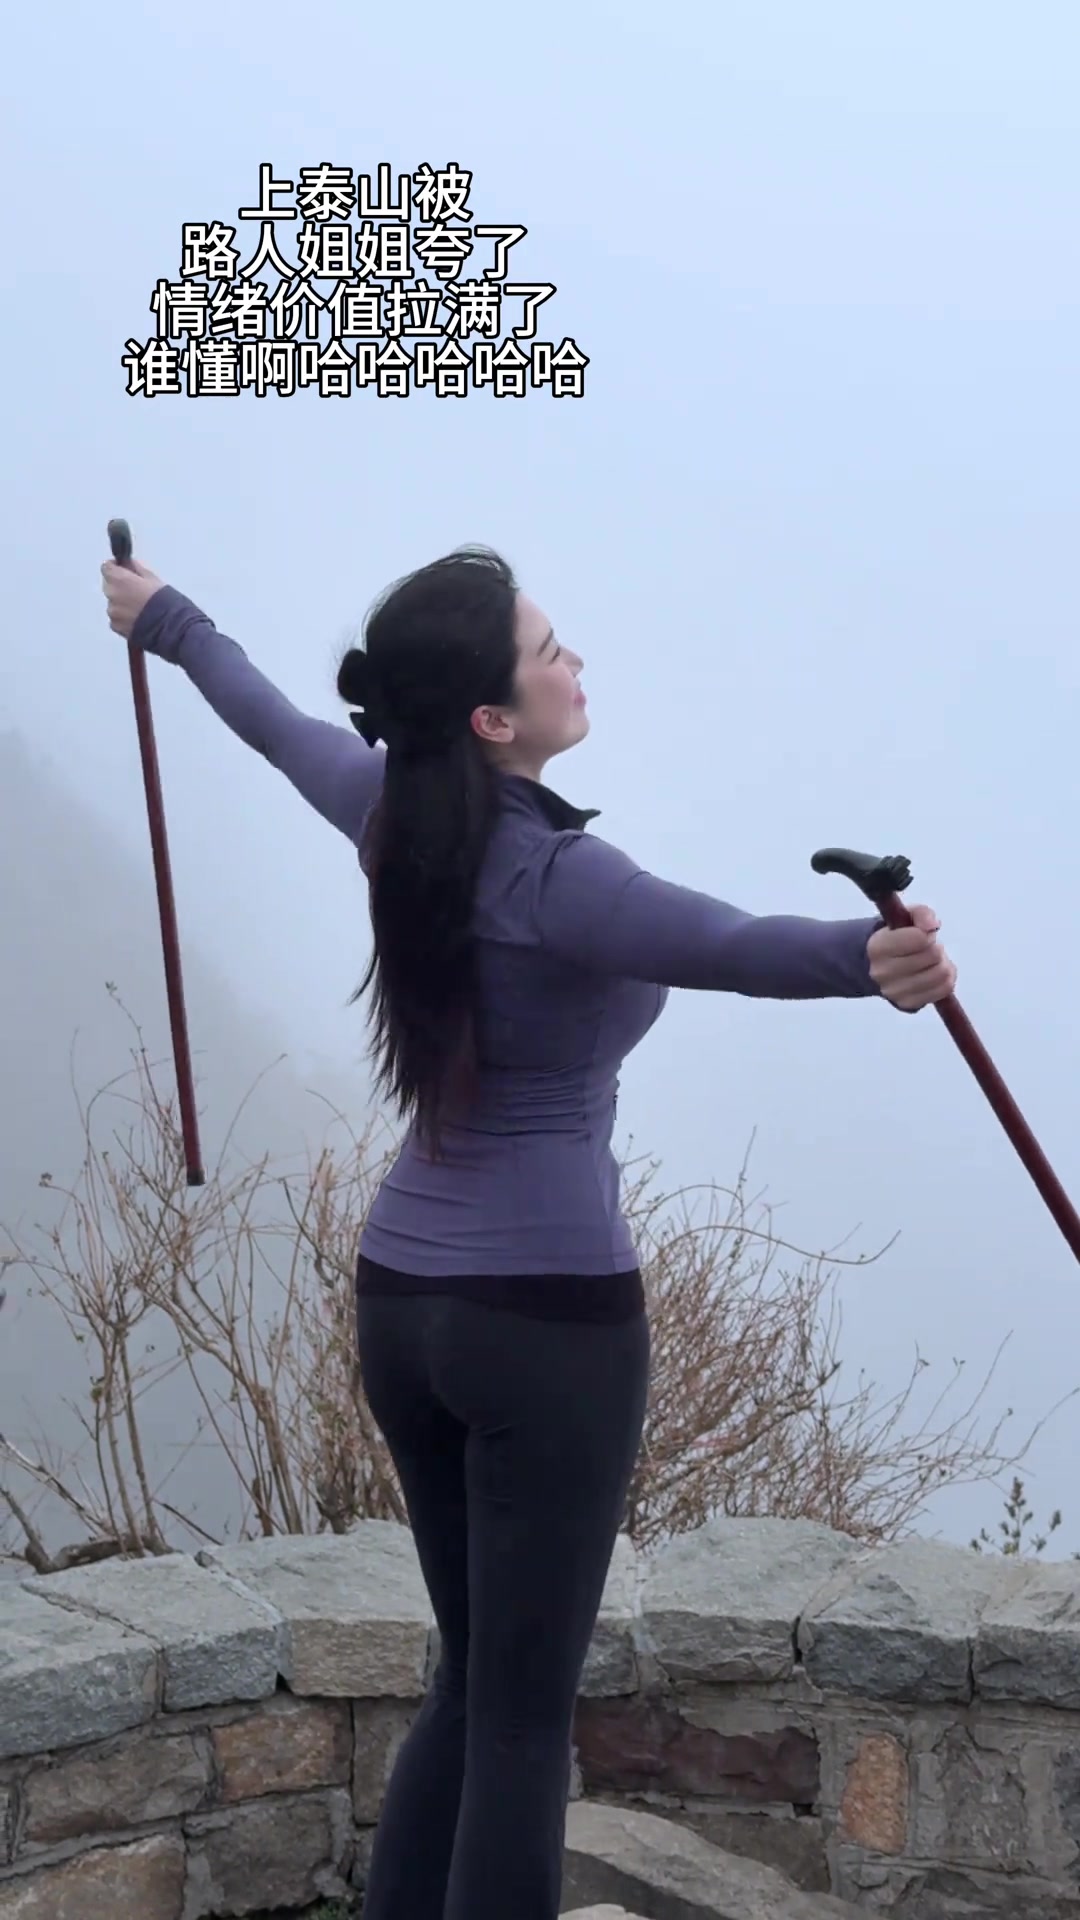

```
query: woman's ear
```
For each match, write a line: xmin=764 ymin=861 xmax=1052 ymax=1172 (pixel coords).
xmin=470 ymin=706 xmax=515 ymax=746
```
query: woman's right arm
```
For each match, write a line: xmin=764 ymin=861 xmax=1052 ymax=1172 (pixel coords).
xmin=125 ymin=582 xmax=383 ymax=848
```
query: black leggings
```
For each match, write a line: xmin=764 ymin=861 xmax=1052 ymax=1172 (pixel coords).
xmin=354 ymin=1284 xmax=650 ymax=1920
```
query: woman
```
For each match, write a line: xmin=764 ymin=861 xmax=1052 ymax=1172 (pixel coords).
xmin=102 ymin=545 xmax=955 ymax=1920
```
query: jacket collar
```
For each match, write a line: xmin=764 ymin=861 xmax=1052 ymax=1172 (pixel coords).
xmin=498 ymin=773 xmax=599 ymax=832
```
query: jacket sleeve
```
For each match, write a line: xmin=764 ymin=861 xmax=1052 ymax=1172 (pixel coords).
xmin=128 ymin=585 xmax=383 ymax=848
xmin=530 ymin=831 xmax=882 ymax=998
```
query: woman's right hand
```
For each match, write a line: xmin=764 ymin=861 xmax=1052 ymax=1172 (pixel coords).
xmin=101 ymin=557 xmax=165 ymax=639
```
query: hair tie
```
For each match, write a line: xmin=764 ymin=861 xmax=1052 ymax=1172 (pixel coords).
xmin=342 ymin=649 xmax=465 ymax=757
xmin=341 ymin=649 xmax=391 ymax=749
xmin=348 ymin=703 xmax=390 ymax=751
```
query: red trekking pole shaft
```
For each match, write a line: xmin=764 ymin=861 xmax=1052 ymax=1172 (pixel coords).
xmin=108 ymin=519 xmax=205 ymax=1187
xmin=812 ymin=846 xmax=1080 ymax=1264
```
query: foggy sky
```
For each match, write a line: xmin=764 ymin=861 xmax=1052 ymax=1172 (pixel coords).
xmin=0 ymin=729 xmax=382 ymax=1557
xmin=4 ymin=0 xmax=1080 ymax=1556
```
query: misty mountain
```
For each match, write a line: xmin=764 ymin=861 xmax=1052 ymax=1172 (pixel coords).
xmin=0 ymin=728 xmax=380 ymax=1562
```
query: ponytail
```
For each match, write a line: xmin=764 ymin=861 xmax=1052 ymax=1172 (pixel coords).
xmin=337 ymin=548 xmax=519 ymax=1156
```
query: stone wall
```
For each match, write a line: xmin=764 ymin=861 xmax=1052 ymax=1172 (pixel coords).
xmin=1 ymin=1514 xmax=1079 ymax=1917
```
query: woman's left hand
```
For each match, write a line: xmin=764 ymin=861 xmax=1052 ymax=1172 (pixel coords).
xmin=868 ymin=905 xmax=957 ymax=1012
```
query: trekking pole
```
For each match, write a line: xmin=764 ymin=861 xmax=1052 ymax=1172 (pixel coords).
xmin=812 ymin=845 xmax=1080 ymax=1265
xmin=109 ymin=518 xmax=205 ymax=1187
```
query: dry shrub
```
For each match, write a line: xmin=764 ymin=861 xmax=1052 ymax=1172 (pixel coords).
xmin=0 ymin=1012 xmax=1065 ymax=1572
xmin=624 ymin=1147 xmax=1064 ymax=1548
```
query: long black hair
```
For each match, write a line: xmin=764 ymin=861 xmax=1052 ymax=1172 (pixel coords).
xmin=337 ymin=547 xmax=520 ymax=1155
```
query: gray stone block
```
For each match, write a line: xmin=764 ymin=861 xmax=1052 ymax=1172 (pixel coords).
xmin=20 ymin=1725 xmax=212 ymax=1849
xmin=183 ymin=1787 xmax=353 ymax=1915
xmin=353 ymin=1700 xmax=418 ymax=1822
xmin=643 ymin=1517 xmax=860 ymax=1684
xmin=682 ymin=1806 xmax=830 ymax=1894
xmin=974 ymin=1560 xmax=1080 ymax=1710
xmin=908 ymin=1718 xmax=1034 ymax=1875
xmin=21 ymin=1554 xmax=282 ymax=1711
xmin=563 ymin=1802 xmax=861 ymax=1917
xmin=799 ymin=1539 xmax=1016 ymax=1703
xmin=582 ymin=1534 xmax=641 ymax=1697
xmin=832 ymin=1848 xmax=1080 ymax=1917
xmin=0 ymin=1833 xmax=186 ymax=1919
xmin=563 ymin=1909 xmax=647 ymax=1918
xmin=201 ymin=1518 xmax=433 ymax=1697
xmin=0 ymin=1585 xmax=157 ymax=1761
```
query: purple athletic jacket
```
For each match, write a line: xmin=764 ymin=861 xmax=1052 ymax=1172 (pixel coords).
xmin=130 ymin=586 xmax=883 ymax=1277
